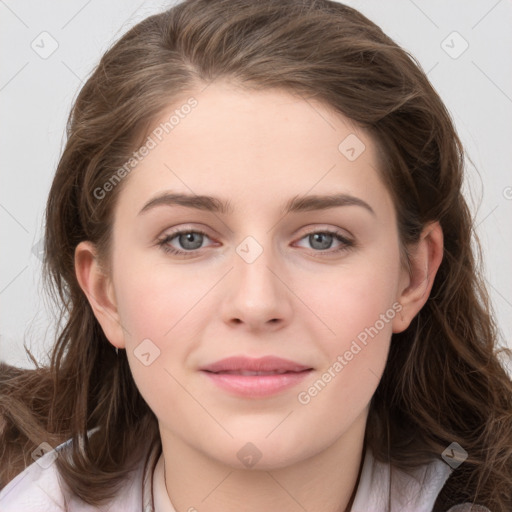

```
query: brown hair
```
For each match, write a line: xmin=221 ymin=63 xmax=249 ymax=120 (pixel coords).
xmin=1 ymin=0 xmax=511 ymax=509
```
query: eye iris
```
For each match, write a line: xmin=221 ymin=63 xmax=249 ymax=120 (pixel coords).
xmin=310 ymin=233 xmax=333 ymax=250
xmin=179 ymin=232 xmax=203 ymax=250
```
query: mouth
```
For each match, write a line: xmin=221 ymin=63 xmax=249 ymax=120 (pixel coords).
xmin=199 ymin=356 xmax=314 ymax=398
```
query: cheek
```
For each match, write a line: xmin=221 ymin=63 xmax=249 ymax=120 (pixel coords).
xmin=111 ymin=258 xmax=215 ymax=409
xmin=307 ymin=284 xmax=394 ymax=382
xmin=302 ymin=249 xmax=401 ymax=344
xmin=292 ymin=269 xmax=399 ymax=440
xmin=296 ymin=248 xmax=401 ymax=394
xmin=114 ymin=258 xmax=209 ymax=344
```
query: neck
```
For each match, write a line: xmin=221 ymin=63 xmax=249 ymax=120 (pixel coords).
xmin=158 ymin=410 xmax=367 ymax=512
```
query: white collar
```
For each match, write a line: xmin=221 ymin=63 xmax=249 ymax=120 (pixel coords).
xmin=351 ymin=447 xmax=454 ymax=511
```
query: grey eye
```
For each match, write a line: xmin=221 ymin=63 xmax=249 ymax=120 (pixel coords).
xmin=176 ymin=232 xmax=205 ymax=250
xmin=308 ymin=232 xmax=335 ymax=250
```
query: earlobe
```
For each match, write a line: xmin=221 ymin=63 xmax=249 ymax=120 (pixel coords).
xmin=74 ymin=241 xmax=126 ymax=349
xmin=392 ymin=222 xmax=444 ymax=333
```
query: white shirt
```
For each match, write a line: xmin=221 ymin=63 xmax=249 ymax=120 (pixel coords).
xmin=0 ymin=438 xmax=489 ymax=511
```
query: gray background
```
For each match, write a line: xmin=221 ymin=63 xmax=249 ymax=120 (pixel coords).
xmin=1 ymin=0 xmax=511 ymax=368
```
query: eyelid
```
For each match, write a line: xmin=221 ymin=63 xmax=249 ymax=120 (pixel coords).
xmin=158 ymin=223 xmax=214 ymax=239
xmin=157 ymin=226 xmax=215 ymax=245
xmin=294 ymin=223 xmax=354 ymax=239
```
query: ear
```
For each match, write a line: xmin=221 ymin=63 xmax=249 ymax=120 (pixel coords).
xmin=74 ymin=241 xmax=126 ymax=349
xmin=392 ymin=221 xmax=444 ymax=333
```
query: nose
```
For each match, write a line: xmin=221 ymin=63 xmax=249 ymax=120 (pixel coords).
xmin=220 ymin=237 xmax=293 ymax=332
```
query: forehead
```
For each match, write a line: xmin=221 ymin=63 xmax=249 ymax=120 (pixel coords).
xmin=114 ymin=82 xmax=392 ymax=220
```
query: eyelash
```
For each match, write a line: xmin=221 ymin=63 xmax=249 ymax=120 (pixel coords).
xmin=156 ymin=228 xmax=355 ymax=258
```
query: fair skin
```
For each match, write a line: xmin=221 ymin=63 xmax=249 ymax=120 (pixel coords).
xmin=75 ymin=81 xmax=443 ymax=512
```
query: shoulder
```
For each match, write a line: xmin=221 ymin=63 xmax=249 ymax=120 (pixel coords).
xmin=0 ymin=438 xmax=152 ymax=512
xmin=350 ymin=448 xmax=491 ymax=512
xmin=0 ymin=440 xmax=76 ymax=511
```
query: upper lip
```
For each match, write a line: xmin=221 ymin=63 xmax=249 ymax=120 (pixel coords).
xmin=200 ymin=356 xmax=313 ymax=373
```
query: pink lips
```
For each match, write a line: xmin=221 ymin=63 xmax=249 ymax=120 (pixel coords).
xmin=200 ymin=356 xmax=313 ymax=398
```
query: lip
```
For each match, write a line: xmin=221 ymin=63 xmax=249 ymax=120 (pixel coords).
xmin=200 ymin=356 xmax=312 ymax=373
xmin=200 ymin=356 xmax=313 ymax=398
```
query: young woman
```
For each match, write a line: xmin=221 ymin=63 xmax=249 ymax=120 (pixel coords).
xmin=1 ymin=0 xmax=511 ymax=510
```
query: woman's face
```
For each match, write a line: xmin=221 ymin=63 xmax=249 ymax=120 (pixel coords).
xmin=87 ymin=81 xmax=414 ymax=469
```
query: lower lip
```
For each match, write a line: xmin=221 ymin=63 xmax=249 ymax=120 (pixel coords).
xmin=201 ymin=370 xmax=313 ymax=398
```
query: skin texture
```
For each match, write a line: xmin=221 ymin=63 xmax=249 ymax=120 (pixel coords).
xmin=75 ymin=81 xmax=443 ymax=512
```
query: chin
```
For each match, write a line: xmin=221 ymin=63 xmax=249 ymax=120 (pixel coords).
xmin=208 ymin=431 xmax=316 ymax=471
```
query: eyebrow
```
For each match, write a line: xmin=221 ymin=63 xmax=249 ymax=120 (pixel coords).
xmin=138 ymin=192 xmax=375 ymax=216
